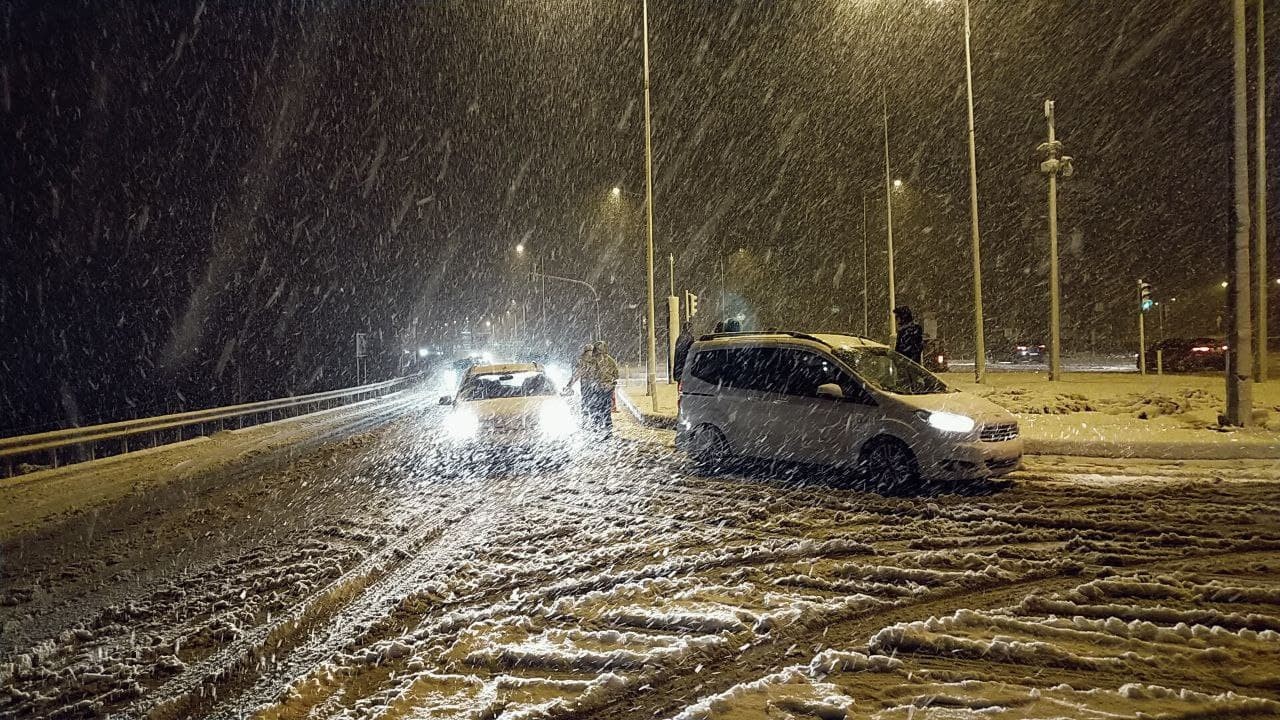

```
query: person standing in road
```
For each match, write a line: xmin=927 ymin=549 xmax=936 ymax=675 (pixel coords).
xmin=590 ymin=341 xmax=619 ymax=437
xmin=894 ymin=306 xmax=924 ymax=364
xmin=673 ymin=321 xmax=695 ymax=382
xmin=568 ymin=345 xmax=593 ymax=390
xmin=568 ymin=345 xmax=600 ymax=428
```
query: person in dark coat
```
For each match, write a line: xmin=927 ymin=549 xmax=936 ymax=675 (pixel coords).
xmin=589 ymin=341 xmax=619 ymax=437
xmin=673 ymin=321 xmax=695 ymax=382
xmin=894 ymin=306 xmax=924 ymax=364
xmin=713 ymin=320 xmax=725 ymax=333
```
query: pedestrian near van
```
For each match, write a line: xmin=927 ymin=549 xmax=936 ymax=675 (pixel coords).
xmin=894 ymin=306 xmax=924 ymax=364
xmin=673 ymin=321 xmax=694 ymax=382
xmin=590 ymin=341 xmax=619 ymax=437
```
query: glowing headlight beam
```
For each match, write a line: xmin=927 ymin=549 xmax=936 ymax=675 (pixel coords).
xmin=923 ymin=411 xmax=975 ymax=434
xmin=445 ymin=409 xmax=479 ymax=440
xmin=538 ymin=401 xmax=576 ymax=439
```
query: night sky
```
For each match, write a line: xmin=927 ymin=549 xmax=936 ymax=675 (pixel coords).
xmin=2 ymin=0 xmax=1276 ymax=433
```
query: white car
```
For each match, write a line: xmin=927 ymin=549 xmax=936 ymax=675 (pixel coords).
xmin=438 ymin=365 xmax=577 ymax=460
xmin=675 ymin=331 xmax=1022 ymax=486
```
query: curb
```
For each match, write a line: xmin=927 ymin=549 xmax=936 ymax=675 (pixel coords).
xmin=1022 ymin=438 xmax=1280 ymax=461
xmin=616 ymin=390 xmax=679 ymax=430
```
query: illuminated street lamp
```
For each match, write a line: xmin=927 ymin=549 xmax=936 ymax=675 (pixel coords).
xmin=515 ymin=243 xmax=525 ymax=255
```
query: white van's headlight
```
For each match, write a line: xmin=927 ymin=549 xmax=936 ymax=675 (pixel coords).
xmin=445 ymin=408 xmax=479 ymax=440
xmin=539 ymin=401 xmax=575 ymax=438
xmin=921 ymin=410 xmax=975 ymax=433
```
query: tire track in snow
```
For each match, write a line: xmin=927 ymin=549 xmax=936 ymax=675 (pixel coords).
xmin=579 ymin=546 xmax=1280 ymax=720
xmin=129 ymin=484 xmax=482 ymax=720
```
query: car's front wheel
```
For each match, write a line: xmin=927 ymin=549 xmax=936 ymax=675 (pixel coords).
xmin=859 ymin=436 xmax=920 ymax=493
xmin=688 ymin=425 xmax=733 ymax=473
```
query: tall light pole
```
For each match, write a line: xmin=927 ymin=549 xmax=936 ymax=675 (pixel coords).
xmin=531 ymin=270 xmax=602 ymax=341
xmin=1037 ymin=100 xmax=1072 ymax=381
xmin=641 ymin=0 xmax=658 ymax=399
xmin=1228 ymin=0 xmax=1254 ymax=425
xmin=882 ymin=88 xmax=897 ymax=343
xmin=1256 ymin=0 xmax=1268 ymax=382
xmin=861 ymin=191 xmax=870 ymax=337
xmin=962 ymin=0 xmax=986 ymax=383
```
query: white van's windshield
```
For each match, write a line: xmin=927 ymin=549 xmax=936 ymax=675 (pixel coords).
xmin=833 ymin=347 xmax=951 ymax=396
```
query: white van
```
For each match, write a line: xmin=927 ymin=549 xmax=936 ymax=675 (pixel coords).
xmin=675 ymin=331 xmax=1021 ymax=485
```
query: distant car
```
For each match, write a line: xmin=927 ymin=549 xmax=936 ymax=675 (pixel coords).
xmin=438 ymin=365 xmax=576 ymax=460
xmin=1141 ymin=338 xmax=1227 ymax=372
xmin=675 ymin=331 xmax=1022 ymax=487
xmin=922 ymin=337 xmax=949 ymax=373
xmin=1001 ymin=342 xmax=1045 ymax=364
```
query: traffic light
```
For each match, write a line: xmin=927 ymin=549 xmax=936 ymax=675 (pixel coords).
xmin=1139 ymin=280 xmax=1153 ymax=312
xmin=686 ymin=291 xmax=699 ymax=320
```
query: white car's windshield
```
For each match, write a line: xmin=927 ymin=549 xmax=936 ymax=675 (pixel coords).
xmin=458 ymin=371 xmax=556 ymax=401
xmin=833 ymin=347 xmax=950 ymax=396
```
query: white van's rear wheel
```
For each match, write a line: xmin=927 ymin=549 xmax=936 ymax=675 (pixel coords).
xmin=689 ymin=425 xmax=732 ymax=473
xmin=859 ymin=437 xmax=920 ymax=492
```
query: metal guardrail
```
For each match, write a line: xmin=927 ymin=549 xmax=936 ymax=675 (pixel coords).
xmin=0 ymin=376 xmax=419 ymax=476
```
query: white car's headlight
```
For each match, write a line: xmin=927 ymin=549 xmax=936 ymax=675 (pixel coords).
xmin=445 ymin=408 xmax=479 ymax=440
xmin=437 ymin=369 xmax=459 ymax=391
xmin=921 ymin=410 xmax=975 ymax=433
xmin=544 ymin=363 xmax=570 ymax=388
xmin=539 ymin=401 xmax=575 ymax=439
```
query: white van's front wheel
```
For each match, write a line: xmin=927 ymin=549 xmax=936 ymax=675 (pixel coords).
xmin=688 ymin=425 xmax=732 ymax=473
xmin=859 ymin=437 xmax=920 ymax=492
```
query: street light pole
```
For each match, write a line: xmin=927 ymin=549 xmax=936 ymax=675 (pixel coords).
xmin=1228 ymin=0 xmax=1254 ymax=425
xmin=862 ymin=191 xmax=870 ymax=337
xmin=1256 ymin=0 xmax=1268 ymax=382
xmin=641 ymin=0 xmax=658 ymax=399
xmin=1038 ymin=100 xmax=1071 ymax=382
xmin=531 ymin=270 xmax=602 ymax=341
xmin=962 ymin=0 xmax=986 ymax=383
xmin=882 ymin=88 xmax=897 ymax=343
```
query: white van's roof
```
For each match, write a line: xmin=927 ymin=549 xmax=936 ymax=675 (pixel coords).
xmin=695 ymin=331 xmax=888 ymax=351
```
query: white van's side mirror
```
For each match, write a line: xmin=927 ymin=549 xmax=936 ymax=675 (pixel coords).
xmin=439 ymin=396 xmax=454 ymax=406
xmin=816 ymin=383 xmax=844 ymax=400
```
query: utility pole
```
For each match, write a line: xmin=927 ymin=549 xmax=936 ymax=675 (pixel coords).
xmin=1037 ymin=100 xmax=1072 ymax=382
xmin=1256 ymin=0 xmax=1269 ymax=382
xmin=667 ymin=253 xmax=677 ymax=384
xmin=882 ymin=88 xmax=897 ymax=343
xmin=862 ymin=191 xmax=870 ymax=337
xmin=1138 ymin=280 xmax=1152 ymax=375
xmin=1228 ymin=0 xmax=1254 ymax=425
xmin=963 ymin=0 xmax=987 ymax=383
xmin=641 ymin=0 xmax=658 ymax=399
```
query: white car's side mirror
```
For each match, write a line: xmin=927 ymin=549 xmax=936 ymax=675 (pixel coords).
xmin=439 ymin=396 xmax=454 ymax=406
xmin=816 ymin=383 xmax=844 ymax=400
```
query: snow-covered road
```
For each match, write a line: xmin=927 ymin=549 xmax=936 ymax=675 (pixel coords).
xmin=3 ymin=403 xmax=1279 ymax=719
